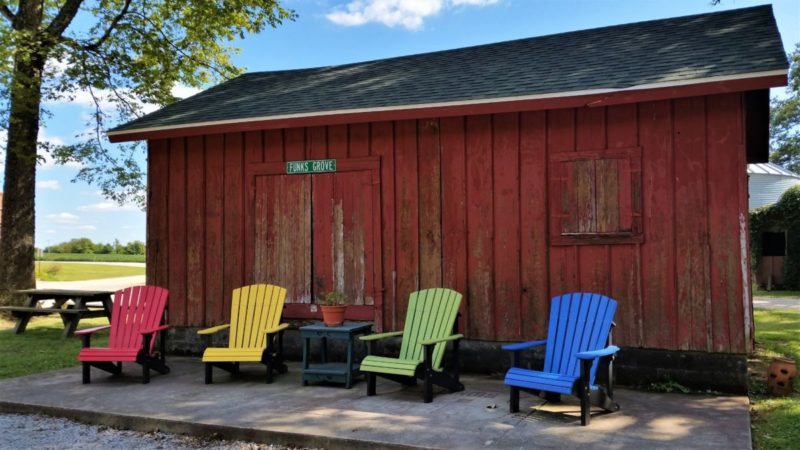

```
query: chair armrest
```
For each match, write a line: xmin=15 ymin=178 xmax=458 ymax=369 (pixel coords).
xmin=141 ymin=324 xmax=171 ymax=335
xmin=576 ymin=345 xmax=620 ymax=360
xmin=263 ymin=323 xmax=289 ymax=335
xmin=75 ymin=325 xmax=111 ymax=336
xmin=197 ymin=324 xmax=230 ymax=335
xmin=502 ymin=339 xmax=547 ymax=351
xmin=420 ymin=334 xmax=464 ymax=346
xmin=359 ymin=331 xmax=403 ymax=341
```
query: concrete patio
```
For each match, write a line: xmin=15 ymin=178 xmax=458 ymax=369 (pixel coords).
xmin=0 ymin=358 xmax=750 ymax=449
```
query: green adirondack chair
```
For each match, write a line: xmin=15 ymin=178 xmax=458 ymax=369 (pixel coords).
xmin=359 ymin=288 xmax=464 ymax=403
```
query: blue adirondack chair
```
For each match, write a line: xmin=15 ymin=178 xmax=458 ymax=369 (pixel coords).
xmin=503 ymin=292 xmax=620 ymax=426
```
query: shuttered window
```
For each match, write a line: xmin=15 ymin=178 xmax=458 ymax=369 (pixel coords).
xmin=549 ymin=147 xmax=642 ymax=245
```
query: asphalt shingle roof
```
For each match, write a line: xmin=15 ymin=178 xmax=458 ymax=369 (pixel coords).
xmin=110 ymin=5 xmax=787 ymax=135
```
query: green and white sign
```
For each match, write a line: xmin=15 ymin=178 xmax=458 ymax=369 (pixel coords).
xmin=286 ymin=159 xmax=337 ymax=174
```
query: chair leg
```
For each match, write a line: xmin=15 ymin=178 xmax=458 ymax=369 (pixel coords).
xmin=510 ymin=387 xmax=520 ymax=413
xmin=82 ymin=363 xmax=90 ymax=384
xmin=142 ymin=363 xmax=150 ymax=384
xmin=266 ymin=362 xmax=273 ymax=384
xmin=580 ymin=359 xmax=592 ymax=426
xmin=205 ymin=363 xmax=213 ymax=384
xmin=424 ymin=370 xmax=433 ymax=404
xmin=367 ymin=373 xmax=376 ymax=396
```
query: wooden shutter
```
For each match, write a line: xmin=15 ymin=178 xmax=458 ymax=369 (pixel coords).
xmin=549 ymin=147 xmax=642 ymax=245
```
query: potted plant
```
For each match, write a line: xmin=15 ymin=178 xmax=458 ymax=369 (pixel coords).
xmin=319 ymin=291 xmax=347 ymax=327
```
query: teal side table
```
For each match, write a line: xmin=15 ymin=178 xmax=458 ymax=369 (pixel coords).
xmin=300 ymin=321 xmax=373 ymax=388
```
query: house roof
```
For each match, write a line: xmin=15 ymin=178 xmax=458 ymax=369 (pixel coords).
xmin=748 ymin=163 xmax=800 ymax=178
xmin=108 ymin=5 xmax=788 ymax=141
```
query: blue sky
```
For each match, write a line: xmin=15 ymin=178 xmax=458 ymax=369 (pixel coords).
xmin=4 ymin=0 xmax=799 ymax=249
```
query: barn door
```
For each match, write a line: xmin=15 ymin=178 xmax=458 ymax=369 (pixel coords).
xmin=252 ymin=174 xmax=312 ymax=303
xmin=248 ymin=157 xmax=382 ymax=323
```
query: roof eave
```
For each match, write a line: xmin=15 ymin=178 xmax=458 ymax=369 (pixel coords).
xmin=107 ymin=70 xmax=787 ymax=143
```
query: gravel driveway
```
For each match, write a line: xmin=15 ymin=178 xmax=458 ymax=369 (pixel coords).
xmin=0 ymin=413 xmax=310 ymax=450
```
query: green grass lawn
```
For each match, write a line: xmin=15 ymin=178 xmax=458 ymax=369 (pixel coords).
xmin=38 ymin=253 xmax=145 ymax=263
xmin=753 ymin=288 xmax=800 ymax=299
xmin=751 ymin=309 xmax=800 ymax=450
xmin=35 ymin=261 xmax=145 ymax=281
xmin=0 ymin=316 xmax=110 ymax=380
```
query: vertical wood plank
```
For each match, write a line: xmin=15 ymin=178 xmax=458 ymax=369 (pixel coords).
xmin=441 ymin=116 xmax=469 ymax=333
xmin=223 ymin=133 xmax=244 ymax=322
xmin=493 ymin=112 xmax=522 ymax=340
xmin=329 ymin=124 xmax=349 ymax=159
xmin=243 ymin=131 xmax=264 ymax=287
xmin=707 ymin=93 xmax=745 ymax=353
xmin=418 ymin=119 xmax=443 ymax=289
xmin=465 ymin=115 xmax=495 ymax=339
xmin=185 ymin=135 xmax=205 ymax=326
xmin=284 ymin=128 xmax=306 ymax=161
xmin=310 ymin=126 xmax=331 ymax=159
xmin=167 ymin=137 xmax=187 ymax=325
xmin=264 ymin=129 xmax=284 ymax=162
xmin=673 ymin=97 xmax=711 ymax=351
xmin=204 ymin=134 xmax=225 ymax=325
xmin=639 ymin=100 xmax=677 ymax=349
xmin=395 ymin=119 xmax=419 ymax=329
xmin=349 ymin=123 xmax=370 ymax=157
xmin=372 ymin=121 xmax=395 ymax=331
xmin=547 ymin=109 xmax=578 ymax=296
xmin=607 ymin=103 xmax=642 ymax=347
xmin=146 ymin=140 xmax=170 ymax=292
xmin=520 ymin=111 xmax=550 ymax=339
xmin=575 ymin=107 xmax=608 ymax=294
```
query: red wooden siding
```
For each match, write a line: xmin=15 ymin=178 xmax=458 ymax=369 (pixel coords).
xmin=147 ymin=92 xmax=752 ymax=353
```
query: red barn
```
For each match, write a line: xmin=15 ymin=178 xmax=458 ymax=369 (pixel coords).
xmin=109 ymin=6 xmax=788 ymax=391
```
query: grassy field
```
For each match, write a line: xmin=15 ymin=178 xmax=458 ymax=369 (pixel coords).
xmin=750 ymin=309 xmax=800 ymax=450
xmin=0 ymin=316 xmax=110 ymax=380
xmin=35 ymin=261 xmax=145 ymax=281
xmin=38 ymin=253 xmax=145 ymax=263
xmin=753 ymin=288 xmax=800 ymax=299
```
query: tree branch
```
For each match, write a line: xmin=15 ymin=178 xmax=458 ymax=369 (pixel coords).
xmin=45 ymin=0 xmax=83 ymax=38
xmin=0 ymin=2 xmax=14 ymax=23
xmin=83 ymin=0 xmax=133 ymax=51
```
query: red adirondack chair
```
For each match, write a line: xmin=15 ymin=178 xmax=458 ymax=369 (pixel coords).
xmin=76 ymin=286 xmax=170 ymax=384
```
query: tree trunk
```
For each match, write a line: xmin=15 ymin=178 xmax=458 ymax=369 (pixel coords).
xmin=0 ymin=39 xmax=46 ymax=306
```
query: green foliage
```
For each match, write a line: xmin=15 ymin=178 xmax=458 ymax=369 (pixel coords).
xmin=318 ymin=290 xmax=347 ymax=306
xmin=1 ymin=1 xmax=296 ymax=205
xmin=751 ymin=309 xmax=800 ymax=450
xmin=0 ymin=316 xmax=110 ymax=380
xmin=647 ymin=379 xmax=691 ymax=394
xmin=750 ymin=185 xmax=800 ymax=289
xmin=37 ymin=252 xmax=145 ymax=263
xmin=770 ymin=44 xmax=800 ymax=173
xmin=44 ymin=237 xmax=145 ymax=255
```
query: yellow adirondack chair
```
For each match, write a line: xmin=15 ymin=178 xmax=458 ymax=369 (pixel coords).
xmin=198 ymin=284 xmax=288 ymax=384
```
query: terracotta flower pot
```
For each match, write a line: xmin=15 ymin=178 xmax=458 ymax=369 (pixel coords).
xmin=767 ymin=357 xmax=797 ymax=396
xmin=321 ymin=305 xmax=347 ymax=327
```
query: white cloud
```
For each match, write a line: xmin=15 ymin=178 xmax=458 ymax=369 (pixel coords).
xmin=326 ymin=0 xmax=498 ymax=30
xmin=46 ymin=229 xmax=56 ymax=234
xmin=77 ymin=201 xmax=137 ymax=212
xmin=77 ymin=225 xmax=97 ymax=231
xmin=47 ymin=212 xmax=80 ymax=223
xmin=36 ymin=180 xmax=61 ymax=190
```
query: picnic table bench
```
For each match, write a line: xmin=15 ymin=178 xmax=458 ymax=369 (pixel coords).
xmin=0 ymin=289 xmax=114 ymax=337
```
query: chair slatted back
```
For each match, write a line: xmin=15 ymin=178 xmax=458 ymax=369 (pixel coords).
xmin=228 ymin=284 xmax=287 ymax=349
xmin=543 ymin=292 xmax=616 ymax=385
xmin=108 ymin=286 xmax=169 ymax=351
xmin=399 ymin=288 xmax=462 ymax=370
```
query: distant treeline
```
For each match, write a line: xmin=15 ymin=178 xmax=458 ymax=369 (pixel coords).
xmin=44 ymin=238 xmax=145 ymax=255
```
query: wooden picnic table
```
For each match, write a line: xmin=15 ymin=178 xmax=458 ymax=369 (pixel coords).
xmin=0 ymin=289 xmax=114 ymax=337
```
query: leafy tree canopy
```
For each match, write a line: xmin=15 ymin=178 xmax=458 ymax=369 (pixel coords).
xmin=770 ymin=44 xmax=800 ymax=173
xmin=0 ymin=0 xmax=296 ymax=205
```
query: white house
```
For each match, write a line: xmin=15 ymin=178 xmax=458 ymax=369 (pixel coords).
xmin=748 ymin=163 xmax=800 ymax=210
